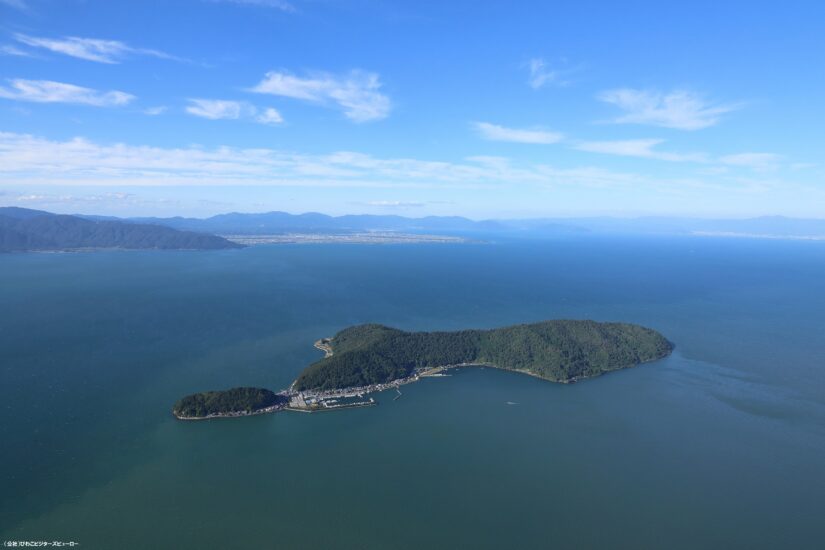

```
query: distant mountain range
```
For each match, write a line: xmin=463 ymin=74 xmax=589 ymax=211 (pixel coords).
xmin=4 ymin=207 xmax=825 ymax=253
xmin=0 ymin=207 xmax=242 ymax=253
xmin=82 ymin=211 xmax=825 ymax=239
xmin=84 ymin=212 xmax=527 ymax=235
xmin=81 ymin=211 xmax=592 ymax=236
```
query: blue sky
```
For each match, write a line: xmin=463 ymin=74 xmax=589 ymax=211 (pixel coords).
xmin=1 ymin=0 xmax=823 ymax=219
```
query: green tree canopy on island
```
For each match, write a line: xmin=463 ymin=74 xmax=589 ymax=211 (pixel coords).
xmin=173 ymin=387 xmax=283 ymax=418
xmin=294 ymin=320 xmax=673 ymax=391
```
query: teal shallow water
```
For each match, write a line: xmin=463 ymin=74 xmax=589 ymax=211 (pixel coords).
xmin=1 ymin=237 xmax=824 ymax=548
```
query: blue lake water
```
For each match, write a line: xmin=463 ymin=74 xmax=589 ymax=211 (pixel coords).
xmin=1 ymin=236 xmax=824 ymax=548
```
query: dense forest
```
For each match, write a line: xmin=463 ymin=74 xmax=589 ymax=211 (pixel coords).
xmin=172 ymin=387 xmax=284 ymax=418
xmin=294 ymin=321 xmax=673 ymax=391
xmin=0 ymin=207 xmax=242 ymax=252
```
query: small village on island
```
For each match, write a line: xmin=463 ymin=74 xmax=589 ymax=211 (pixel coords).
xmin=173 ymin=338 xmax=458 ymax=420
xmin=280 ymin=338 xmax=468 ymax=412
xmin=282 ymin=343 xmax=455 ymax=413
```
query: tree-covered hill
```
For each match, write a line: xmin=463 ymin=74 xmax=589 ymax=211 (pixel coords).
xmin=0 ymin=207 xmax=242 ymax=252
xmin=173 ymin=387 xmax=284 ymax=418
xmin=294 ymin=320 xmax=673 ymax=391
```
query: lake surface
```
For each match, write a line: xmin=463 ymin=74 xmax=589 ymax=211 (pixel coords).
xmin=2 ymin=236 xmax=824 ymax=549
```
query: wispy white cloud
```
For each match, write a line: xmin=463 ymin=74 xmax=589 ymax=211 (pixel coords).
xmin=143 ymin=106 xmax=168 ymax=116
xmin=0 ymin=44 xmax=34 ymax=57
xmin=0 ymin=131 xmax=653 ymax=190
xmin=186 ymin=99 xmax=245 ymax=120
xmin=14 ymin=33 xmax=181 ymax=64
xmin=719 ymin=152 xmax=782 ymax=172
xmin=185 ymin=99 xmax=284 ymax=125
xmin=6 ymin=190 xmax=187 ymax=212
xmin=474 ymin=122 xmax=563 ymax=144
xmin=576 ymin=138 xmax=787 ymax=172
xmin=0 ymin=79 xmax=135 ymax=106
xmin=365 ymin=200 xmax=426 ymax=208
xmin=256 ymin=107 xmax=284 ymax=125
xmin=208 ymin=0 xmax=295 ymax=12
xmin=15 ymin=191 xmax=134 ymax=204
xmin=6 ymin=131 xmax=801 ymax=214
xmin=597 ymin=89 xmax=739 ymax=130
xmin=526 ymin=58 xmax=573 ymax=89
xmin=575 ymin=139 xmax=708 ymax=162
xmin=526 ymin=57 xmax=580 ymax=89
xmin=528 ymin=58 xmax=554 ymax=89
xmin=250 ymin=70 xmax=391 ymax=122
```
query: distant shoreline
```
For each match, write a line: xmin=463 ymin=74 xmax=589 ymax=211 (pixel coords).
xmin=221 ymin=233 xmax=474 ymax=245
xmin=692 ymin=231 xmax=825 ymax=241
xmin=173 ymin=403 xmax=285 ymax=421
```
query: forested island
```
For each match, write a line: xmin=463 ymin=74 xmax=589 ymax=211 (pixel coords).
xmin=173 ymin=320 xmax=672 ymax=419
xmin=173 ymin=387 xmax=286 ymax=420
xmin=294 ymin=320 xmax=673 ymax=390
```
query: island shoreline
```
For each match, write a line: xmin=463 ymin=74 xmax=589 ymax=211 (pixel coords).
xmin=173 ymin=355 xmax=671 ymax=420
xmin=173 ymin=320 xmax=673 ymax=420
